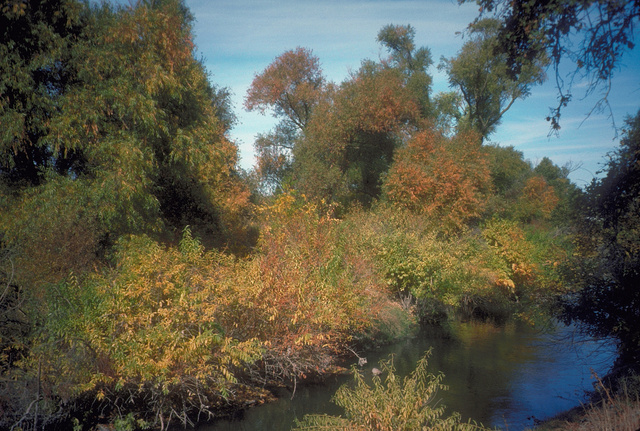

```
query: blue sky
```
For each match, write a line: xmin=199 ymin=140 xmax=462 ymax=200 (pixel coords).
xmin=184 ymin=0 xmax=639 ymax=186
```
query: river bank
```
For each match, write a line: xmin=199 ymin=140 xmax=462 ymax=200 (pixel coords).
xmin=530 ymin=365 xmax=640 ymax=431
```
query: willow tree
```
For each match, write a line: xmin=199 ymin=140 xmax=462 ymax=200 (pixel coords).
xmin=2 ymin=0 xmax=247 ymax=285
xmin=0 ymin=0 xmax=85 ymax=187
xmin=440 ymin=18 xmax=546 ymax=141
xmin=0 ymin=2 xmax=249 ymax=424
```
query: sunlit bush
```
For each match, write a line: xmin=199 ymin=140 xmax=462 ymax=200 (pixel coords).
xmin=341 ymin=206 xmax=568 ymax=324
xmin=382 ymin=127 xmax=492 ymax=234
xmin=293 ymin=351 xmax=490 ymax=431
xmin=39 ymin=229 xmax=263 ymax=429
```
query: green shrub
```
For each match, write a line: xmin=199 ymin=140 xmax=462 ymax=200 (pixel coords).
xmin=293 ymin=351 xmax=491 ymax=431
xmin=341 ymin=206 xmax=569 ymax=324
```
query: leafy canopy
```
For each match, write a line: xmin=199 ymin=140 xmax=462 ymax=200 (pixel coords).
xmin=466 ymin=0 xmax=640 ymax=131
xmin=440 ymin=18 xmax=546 ymax=141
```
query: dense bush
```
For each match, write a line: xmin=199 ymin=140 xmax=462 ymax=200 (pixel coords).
xmin=31 ymin=230 xmax=262 ymax=429
xmin=2 ymin=195 xmax=413 ymax=429
xmin=383 ymin=127 xmax=492 ymax=233
xmin=341 ymin=206 xmax=568 ymax=324
xmin=242 ymin=193 xmax=413 ymax=378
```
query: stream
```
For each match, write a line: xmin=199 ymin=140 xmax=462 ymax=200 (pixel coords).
xmin=200 ymin=321 xmax=616 ymax=430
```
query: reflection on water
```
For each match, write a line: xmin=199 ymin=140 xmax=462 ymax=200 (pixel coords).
xmin=200 ymin=321 xmax=616 ymax=431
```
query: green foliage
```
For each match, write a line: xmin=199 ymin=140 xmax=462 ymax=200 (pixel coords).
xmin=484 ymin=146 xmax=579 ymax=225
xmin=343 ymin=206 xmax=568 ymax=324
xmin=533 ymin=157 xmax=582 ymax=223
xmin=440 ymin=18 xmax=546 ymax=140
xmin=377 ymin=24 xmax=433 ymax=117
xmin=467 ymin=0 xmax=639 ymax=130
xmin=0 ymin=0 xmax=85 ymax=186
xmin=293 ymin=352 xmax=490 ymax=431
xmin=0 ymin=4 xmax=586 ymax=428
xmin=485 ymin=144 xmax=531 ymax=195
xmin=294 ymin=64 xmax=419 ymax=208
xmin=0 ymin=0 xmax=253 ymax=288
xmin=0 ymin=1 xmax=253 ymax=427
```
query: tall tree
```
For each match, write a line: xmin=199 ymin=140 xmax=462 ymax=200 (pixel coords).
xmin=1 ymin=0 xmax=251 ymax=425
xmin=294 ymin=65 xmax=419 ymax=208
xmin=245 ymin=47 xmax=325 ymax=131
xmin=377 ymin=24 xmax=433 ymax=117
xmin=245 ymin=47 xmax=325 ymax=191
xmin=440 ymin=18 xmax=546 ymax=141
xmin=466 ymin=0 xmax=640 ymax=131
xmin=1 ymin=0 xmax=248 ymax=291
xmin=562 ymin=110 xmax=640 ymax=363
xmin=0 ymin=0 xmax=85 ymax=187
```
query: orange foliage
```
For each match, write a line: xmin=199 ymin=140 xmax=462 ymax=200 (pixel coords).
xmin=337 ymin=68 xmax=420 ymax=134
xmin=229 ymin=193 xmax=392 ymax=380
xmin=383 ymin=127 xmax=492 ymax=232
xmin=245 ymin=47 xmax=325 ymax=129
xmin=295 ymin=68 xmax=420 ymax=205
xmin=515 ymin=175 xmax=560 ymax=221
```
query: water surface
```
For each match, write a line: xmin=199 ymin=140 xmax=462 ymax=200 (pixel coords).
xmin=200 ymin=321 xmax=616 ymax=430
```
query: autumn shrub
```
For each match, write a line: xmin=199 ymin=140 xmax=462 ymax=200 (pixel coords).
xmin=35 ymin=229 xmax=263 ymax=430
xmin=293 ymin=351 xmax=490 ymax=431
xmin=479 ymin=217 xmax=570 ymax=322
xmin=232 ymin=192 xmax=407 ymax=385
xmin=4 ymin=191 xmax=414 ymax=429
xmin=382 ymin=127 xmax=492 ymax=234
xmin=341 ymin=206 xmax=488 ymax=322
xmin=512 ymin=175 xmax=560 ymax=223
xmin=342 ymin=206 xmax=568 ymax=324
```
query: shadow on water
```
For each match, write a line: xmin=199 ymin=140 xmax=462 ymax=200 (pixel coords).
xmin=199 ymin=321 xmax=616 ymax=431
